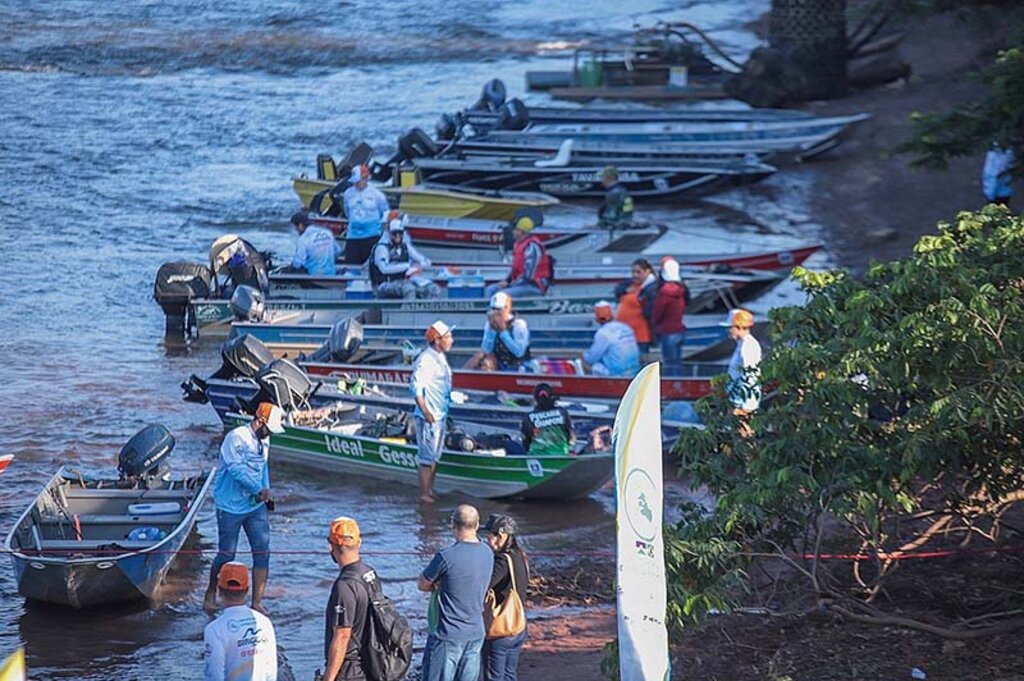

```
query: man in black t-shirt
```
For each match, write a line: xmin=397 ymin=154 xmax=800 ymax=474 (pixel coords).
xmin=323 ymin=516 xmax=378 ymax=681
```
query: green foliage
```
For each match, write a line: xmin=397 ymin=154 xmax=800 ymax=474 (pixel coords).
xmin=897 ymin=44 xmax=1024 ymax=176
xmin=667 ymin=207 xmax=1024 ymax=632
xmin=600 ymin=639 xmax=618 ymax=680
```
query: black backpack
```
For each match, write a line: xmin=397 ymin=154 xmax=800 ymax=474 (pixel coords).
xmin=345 ymin=573 xmax=413 ymax=681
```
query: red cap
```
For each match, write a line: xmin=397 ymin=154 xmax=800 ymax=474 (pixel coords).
xmin=217 ymin=562 xmax=250 ymax=592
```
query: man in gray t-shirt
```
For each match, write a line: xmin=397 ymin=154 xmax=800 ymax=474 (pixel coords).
xmin=418 ymin=504 xmax=494 ymax=681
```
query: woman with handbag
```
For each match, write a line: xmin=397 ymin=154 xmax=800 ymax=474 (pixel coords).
xmin=481 ymin=513 xmax=529 ymax=681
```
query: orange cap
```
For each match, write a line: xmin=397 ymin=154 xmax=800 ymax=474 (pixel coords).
xmin=329 ymin=516 xmax=361 ymax=547
xmin=218 ymin=561 xmax=250 ymax=592
xmin=425 ymin=320 xmax=454 ymax=343
xmin=721 ymin=308 xmax=755 ymax=328
xmin=594 ymin=301 xmax=613 ymax=323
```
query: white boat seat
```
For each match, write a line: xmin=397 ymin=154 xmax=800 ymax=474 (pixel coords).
xmin=35 ymin=539 xmax=160 ymax=552
xmin=534 ymin=139 xmax=573 ymax=168
xmin=37 ymin=513 xmax=182 ymax=525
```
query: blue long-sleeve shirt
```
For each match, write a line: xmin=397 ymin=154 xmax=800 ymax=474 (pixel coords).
xmin=343 ymin=185 xmax=389 ymax=240
xmin=292 ymin=225 xmax=341 ymax=276
xmin=583 ymin=321 xmax=641 ymax=377
xmin=481 ymin=318 xmax=530 ymax=358
xmin=213 ymin=424 xmax=270 ymax=515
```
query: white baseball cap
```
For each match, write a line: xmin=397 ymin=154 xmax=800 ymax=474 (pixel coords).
xmin=425 ymin=320 xmax=455 ymax=342
xmin=389 ymin=217 xmax=406 ymax=232
xmin=489 ymin=291 xmax=510 ymax=309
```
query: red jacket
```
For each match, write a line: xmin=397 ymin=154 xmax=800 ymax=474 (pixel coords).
xmin=509 ymin=236 xmax=552 ymax=291
xmin=652 ymin=282 xmax=687 ymax=336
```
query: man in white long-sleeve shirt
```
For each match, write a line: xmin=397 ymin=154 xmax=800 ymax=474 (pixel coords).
xmin=204 ymin=562 xmax=278 ymax=681
xmin=370 ymin=218 xmax=441 ymax=299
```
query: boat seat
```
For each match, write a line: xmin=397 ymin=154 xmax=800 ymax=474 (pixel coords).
xmin=36 ymin=539 xmax=160 ymax=552
xmin=534 ymin=138 xmax=573 ymax=168
xmin=37 ymin=513 xmax=182 ymax=525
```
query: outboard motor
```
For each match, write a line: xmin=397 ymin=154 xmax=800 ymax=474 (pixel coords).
xmin=307 ymin=318 xmax=364 ymax=363
xmin=395 ymin=128 xmax=439 ymax=164
xmin=435 ymin=113 xmax=461 ymax=142
xmin=230 ymin=285 xmax=265 ymax=323
xmin=154 ymin=261 xmax=213 ymax=337
xmin=496 ymin=98 xmax=530 ymax=131
xmin=118 ymin=424 xmax=175 ymax=487
xmin=254 ymin=358 xmax=315 ymax=412
xmin=181 ymin=334 xmax=274 ymax=404
xmin=471 ymin=78 xmax=507 ymax=111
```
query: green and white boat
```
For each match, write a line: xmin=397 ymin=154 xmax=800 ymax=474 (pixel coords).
xmin=226 ymin=405 xmax=613 ymax=501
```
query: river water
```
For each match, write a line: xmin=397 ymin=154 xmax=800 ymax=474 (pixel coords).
xmin=0 ymin=0 xmax=830 ymax=678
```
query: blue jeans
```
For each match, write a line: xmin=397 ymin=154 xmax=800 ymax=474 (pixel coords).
xmin=482 ymin=628 xmax=527 ymax=681
xmin=423 ymin=635 xmax=483 ymax=681
xmin=484 ymin=281 xmax=544 ymax=300
xmin=210 ymin=505 xmax=270 ymax=580
xmin=660 ymin=331 xmax=686 ymax=376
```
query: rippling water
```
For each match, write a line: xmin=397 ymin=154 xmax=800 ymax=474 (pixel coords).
xmin=0 ymin=0 xmax=828 ymax=677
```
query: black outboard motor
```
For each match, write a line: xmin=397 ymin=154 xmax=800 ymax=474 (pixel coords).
xmin=154 ymin=261 xmax=213 ymax=337
xmin=230 ymin=285 xmax=265 ymax=323
xmin=435 ymin=113 xmax=461 ymax=142
xmin=496 ymin=98 xmax=530 ymax=131
xmin=181 ymin=333 xmax=275 ymax=404
xmin=396 ymin=128 xmax=439 ymax=164
xmin=118 ymin=424 xmax=175 ymax=487
xmin=307 ymin=318 xmax=364 ymax=363
xmin=471 ymin=78 xmax=507 ymax=111
xmin=253 ymin=358 xmax=315 ymax=412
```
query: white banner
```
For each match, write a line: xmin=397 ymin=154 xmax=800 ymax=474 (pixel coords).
xmin=614 ymin=363 xmax=670 ymax=681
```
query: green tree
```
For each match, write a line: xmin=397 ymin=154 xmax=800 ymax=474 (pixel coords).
xmin=669 ymin=207 xmax=1024 ymax=638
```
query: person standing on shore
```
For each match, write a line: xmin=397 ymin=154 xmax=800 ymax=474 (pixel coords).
xmin=322 ymin=517 xmax=377 ymax=681
xmin=481 ymin=513 xmax=529 ymax=681
xmin=418 ymin=505 xmax=494 ymax=681
xmin=722 ymin=308 xmax=762 ymax=415
xmin=203 ymin=402 xmax=284 ymax=614
xmin=652 ymin=258 xmax=688 ymax=376
xmin=411 ymin=321 xmax=454 ymax=502
xmin=597 ymin=165 xmax=634 ymax=229
xmin=982 ymin=144 xmax=1015 ymax=206
xmin=203 ymin=562 xmax=278 ymax=681
xmin=342 ymin=164 xmax=389 ymax=265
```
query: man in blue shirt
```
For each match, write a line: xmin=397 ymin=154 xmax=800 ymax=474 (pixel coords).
xmin=291 ymin=211 xmax=342 ymax=276
xmin=418 ymin=504 xmax=494 ymax=681
xmin=582 ymin=301 xmax=641 ymax=377
xmin=410 ymin=320 xmax=454 ymax=503
xmin=342 ymin=165 xmax=390 ymax=265
xmin=463 ymin=292 xmax=530 ymax=372
xmin=203 ymin=402 xmax=284 ymax=615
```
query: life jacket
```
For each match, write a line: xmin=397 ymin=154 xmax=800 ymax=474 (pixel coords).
xmin=369 ymin=240 xmax=409 ymax=286
xmin=510 ymin=236 xmax=552 ymax=292
xmin=494 ymin=316 xmax=531 ymax=370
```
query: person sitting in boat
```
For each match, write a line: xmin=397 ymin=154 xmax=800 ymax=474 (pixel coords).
xmin=484 ymin=216 xmax=552 ymax=300
xmin=342 ymin=164 xmax=389 ymax=265
xmin=613 ymin=258 xmax=658 ymax=353
xmin=464 ymin=291 xmax=531 ymax=372
xmin=521 ymin=383 xmax=574 ymax=457
xmin=582 ymin=301 xmax=641 ymax=377
xmin=204 ymin=562 xmax=278 ymax=681
xmin=289 ymin=210 xmax=341 ymax=276
xmin=370 ymin=216 xmax=441 ymax=300
xmin=597 ymin=165 xmax=634 ymax=230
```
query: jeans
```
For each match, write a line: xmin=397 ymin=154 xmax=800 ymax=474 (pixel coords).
xmin=210 ymin=505 xmax=270 ymax=581
xmin=482 ymin=628 xmax=528 ymax=681
xmin=660 ymin=331 xmax=686 ymax=375
xmin=484 ymin=282 xmax=544 ymax=300
xmin=423 ymin=635 xmax=483 ymax=681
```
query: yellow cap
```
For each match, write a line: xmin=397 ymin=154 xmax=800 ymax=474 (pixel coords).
xmin=329 ymin=516 xmax=361 ymax=547
xmin=515 ymin=216 xmax=535 ymax=232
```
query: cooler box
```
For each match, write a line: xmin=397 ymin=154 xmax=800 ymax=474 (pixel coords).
xmin=448 ymin=275 xmax=485 ymax=299
xmin=346 ymin=280 xmax=374 ymax=300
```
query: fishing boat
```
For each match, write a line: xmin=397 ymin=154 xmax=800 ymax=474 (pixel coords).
xmin=411 ymin=156 xmax=776 ymax=199
xmin=455 ymin=102 xmax=812 ymax=128
xmin=301 ymin=360 xmax=720 ymax=401
xmin=0 ymin=454 xmax=12 ymax=475
xmin=4 ymin=426 xmax=214 ymax=608
xmin=224 ymin=406 xmax=613 ymax=500
xmin=311 ymin=213 xmax=667 ymax=251
xmin=292 ymin=175 xmax=558 ymax=221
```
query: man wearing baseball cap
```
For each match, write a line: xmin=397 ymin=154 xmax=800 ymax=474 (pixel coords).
xmin=342 ymin=164 xmax=389 ymax=265
xmin=411 ymin=321 xmax=455 ymax=502
xmin=203 ymin=562 xmax=278 ymax=681
xmin=289 ymin=210 xmax=341 ymax=276
xmin=323 ymin=517 xmax=380 ymax=681
xmin=370 ymin=215 xmax=440 ymax=300
xmin=463 ymin=291 xmax=531 ymax=372
xmin=582 ymin=301 xmax=641 ymax=377
xmin=597 ymin=165 xmax=634 ymax=229
xmin=204 ymin=402 xmax=284 ymax=614
xmin=721 ymin=308 xmax=762 ymax=414
xmin=484 ymin=215 xmax=552 ymax=300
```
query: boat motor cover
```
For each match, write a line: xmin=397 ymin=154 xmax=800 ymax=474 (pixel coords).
xmin=328 ymin=318 xmax=364 ymax=362
xmin=230 ymin=285 xmax=265 ymax=322
xmin=118 ymin=424 xmax=175 ymax=479
xmin=496 ymin=98 xmax=530 ymax=130
xmin=153 ymin=261 xmax=212 ymax=310
xmin=472 ymin=78 xmax=507 ymax=111
xmin=396 ymin=128 xmax=439 ymax=163
xmin=220 ymin=333 xmax=274 ymax=379
xmin=255 ymin=358 xmax=314 ymax=411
